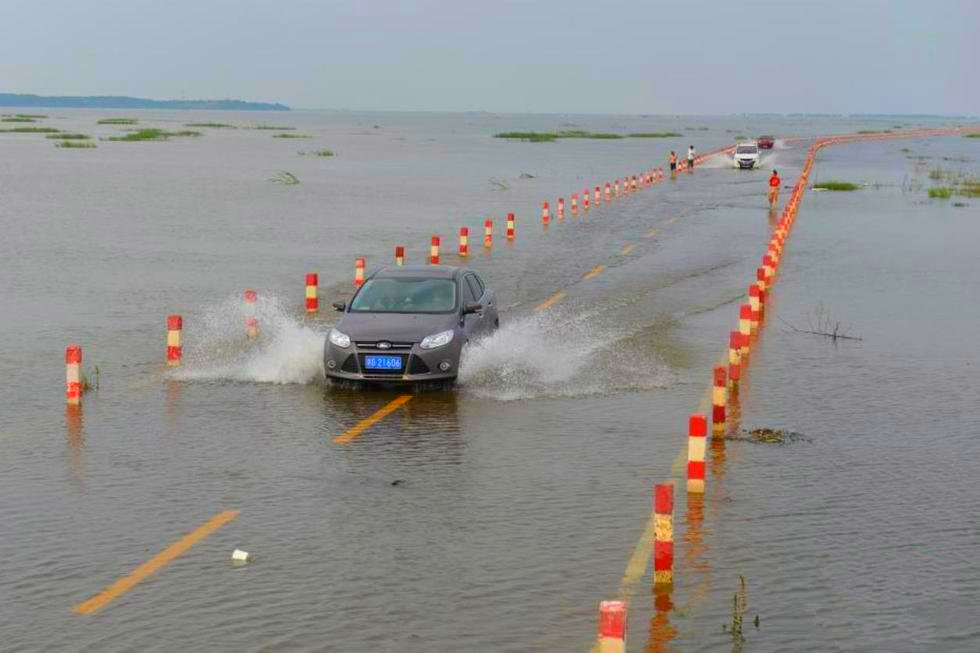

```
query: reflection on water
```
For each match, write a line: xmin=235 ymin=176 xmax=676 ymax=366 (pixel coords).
xmin=64 ymin=405 xmax=86 ymax=490
xmin=646 ymin=585 xmax=677 ymax=653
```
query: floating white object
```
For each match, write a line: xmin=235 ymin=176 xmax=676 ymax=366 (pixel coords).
xmin=231 ymin=549 xmax=250 ymax=562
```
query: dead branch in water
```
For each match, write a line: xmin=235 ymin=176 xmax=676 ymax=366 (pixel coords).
xmin=779 ymin=303 xmax=863 ymax=342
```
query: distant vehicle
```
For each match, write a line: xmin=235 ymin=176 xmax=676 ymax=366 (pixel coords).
xmin=733 ymin=141 xmax=760 ymax=169
xmin=757 ymin=135 xmax=775 ymax=149
xmin=324 ymin=265 xmax=498 ymax=386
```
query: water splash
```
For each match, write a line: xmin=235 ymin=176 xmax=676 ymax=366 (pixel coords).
xmin=171 ymin=294 xmax=326 ymax=384
xmin=458 ymin=309 xmax=673 ymax=401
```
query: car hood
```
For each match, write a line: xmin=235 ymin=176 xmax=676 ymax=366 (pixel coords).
xmin=335 ymin=311 xmax=457 ymax=343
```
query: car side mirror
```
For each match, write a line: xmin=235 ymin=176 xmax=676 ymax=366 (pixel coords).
xmin=462 ymin=302 xmax=482 ymax=315
xmin=332 ymin=301 xmax=346 ymax=312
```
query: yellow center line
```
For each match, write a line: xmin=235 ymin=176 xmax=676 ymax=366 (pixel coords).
xmin=645 ymin=228 xmax=658 ymax=238
xmin=620 ymin=243 xmax=636 ymax=256
xmin=582 ymin=265 xmax=604 ymax=281
xmin=534 ymin=290 xmax=566 ymax=312
xmin=333 ymin=395 xmax=413 ymax=444
xmin=73 ymin=509 xmax=240 ymax=615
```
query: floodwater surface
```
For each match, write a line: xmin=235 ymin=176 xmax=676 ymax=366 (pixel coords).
xmin=1 ymin=110 xmax=978 ymax=651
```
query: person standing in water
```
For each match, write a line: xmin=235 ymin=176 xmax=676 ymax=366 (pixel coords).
xmin=669 ymin=151 xmax=678 ymax=176
xmin=768 ymin=169 xmax=782 ymax=207
xmin=687 ymin=145 xmax=696 ymax=172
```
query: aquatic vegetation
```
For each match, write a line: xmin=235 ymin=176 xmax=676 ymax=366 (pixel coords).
xmin=494 ymin=130 xmax=625 ymax=141
xmin=105 ymin=128 xmax=201 ymax=141
xmin=964 ymin=133 xmax=980 ymax=138
xmin=253 ymin=124 xmax=295 ymax=130
xmin=56 ymin=140 xmax=97 ymax=149
xmin=812 ymin=181 xmax=859 ymax=191
xmin=272 ymin=133 xmax=312 ymax=138
xmin=45 ymin=133 xmax=91 ymax=140
xmin=928 ymin=187 xmax=952 ymax=199
xmin=857 ymin=129 xmax=891 ymax=134
xmin=494 ymin=132 xmax=558 ymax=142
xmin=2 ymin=116 xmax=37 ymax=122
xmin=171 ymin=130 xmax=202 ymax=137
xmin=185 ymin=122 xmax=237 ymax=128
xmin=270 ymin=171 xmax=300 ymax=185
xmin=97 ymin=117 xmax=138 ymax=124
xmin=628 ymin=132 xmax=683 ymax=138
xmin=301 ymin=148 xmax=334 ymax=156
xmin=0 ymin=126 xmax=60 ymax=133
xmin=900 ymin=147 xmax=912 ymax=153
xmin=953 ymin=202 xmax=968 ymax=207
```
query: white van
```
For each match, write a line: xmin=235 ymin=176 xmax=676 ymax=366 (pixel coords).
xmin=733 ymin=141 xmax=760 ymax=169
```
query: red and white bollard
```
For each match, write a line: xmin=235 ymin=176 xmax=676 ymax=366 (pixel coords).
xmin=166 ymin=315 xmax=182 ymax=366
xmin=65 ymin=345 xmax=82 ymax=405
xmin=748 ymin=285 xmax=761 ymax=332
xmin=598 ymin=600 xmax=627 ymax=653
xmin=605 ymin=182 xmax=612 ymax=201
xmin=542 ymin=201 xmax=550 ymax=225
xmin=244 ymin=289 xmax=259 ymax=339
xmin=429 ymin=237 xmax=440 ymax=265
xmin=557 ymin=197 xmax=565 ymax=219
xmin=485 ymin=219 xmax=494 ymax=247
xmin=305 ymin=273 xmax=318 ymax=313
xmin=571 ymin=193 xmax=578 ymax=214
xmin=686 ymin=414 xmax=707 ymax=493
xmin=712 ymin=365 xmax=727 ymax=436
xmin=583 ymin=188 xmax=590 ymax=210
xmin=594 ymin=186 xmax=601 ymax=205
xmin=354 ymin=258 xmax=366 ymax=286
xmin=505 ymin=214 xmax=514 ymax=241
xmin=613 ymin=180 xmax=619 ymax=196
xmin=738 ymin=304 xmax=752 ymax=358
xmin=458 ymin=227 xmax=469 ymax=257
xmin=728 ymin=330 xmax=742 ymax=383
xmin=395 ymin=246 xmax=405 ymax=266
xmin=631 ymin=176 xmax=638 ymax=191
xmin=653 ymin=483 xmax=674 ymax=585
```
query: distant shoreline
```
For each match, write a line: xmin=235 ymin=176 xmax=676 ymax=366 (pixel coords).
xmin=0 ymin=93 xmax=289 ymax=111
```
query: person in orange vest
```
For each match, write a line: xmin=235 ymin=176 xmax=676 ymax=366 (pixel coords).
xmin=669 ymin=151 xmax=678 ymax=176
xmin=768 ymin=169 xmax=782 ymax=207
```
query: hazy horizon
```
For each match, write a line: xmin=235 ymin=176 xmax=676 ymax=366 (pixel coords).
xmin=2 ymin=0 xmax=976 ymax=115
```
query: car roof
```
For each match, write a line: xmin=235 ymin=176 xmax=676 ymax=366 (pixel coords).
xmin=372 ymin=265 xmax=464 ymax=280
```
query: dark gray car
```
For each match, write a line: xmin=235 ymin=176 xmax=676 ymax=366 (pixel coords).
xmin=324 ymin=265 xmax=498 ymax=385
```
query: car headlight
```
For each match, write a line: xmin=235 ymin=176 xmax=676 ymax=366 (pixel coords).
xmin=420 ymin=329 xmax=454 ymax=350
xmin=329 ymin=328 xmax=351 ymax=349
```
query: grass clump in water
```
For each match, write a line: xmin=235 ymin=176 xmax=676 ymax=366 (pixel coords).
xmin=964 ymin=133 xmax=980 ymax=138
xmin=557 ymin=130 xmax=623 ymax=139
xmin=301 ymin=148 xmax=334 ymax=157
xmin=270 ymin=171 xmax=300 ymax=185
xmin=2 ymin=116 xmax=37 ymax=122
xmin=272 ymin=132 xmax=311 ymax=139
xmin=45 ymin=133 xmax=90 ymax=140
xmin=494 ymin=131 xmax=558 ymax=142
xmin=97 ymin=117 xmax=138 ymax=125
xmin=928 ymin=187 xmax=953 ymax=199
xmin=105 ymin=128 xmax=200 ymax=141
xmin=253 ymin=124 xmax=295 ymax=130
xmin=185 ymin=122 xmax=237 ymax=128
xmin=0 ymin=126 xmax=60 ymax=133
xmin=56 ymin=140 xmax=97 ymax=149
xmin=628 ymin=132 xmax=683 ymax=138
xmin=812 ymin=181 xmax=859 ymax=191
xmin=16 ymin=113 xmax=47 ymax=118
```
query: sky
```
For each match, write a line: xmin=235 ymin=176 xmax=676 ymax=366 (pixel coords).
xmin=2 ymin=0 xmax=977 ymax=115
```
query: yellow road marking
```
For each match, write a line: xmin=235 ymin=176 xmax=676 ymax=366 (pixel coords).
xmin=333 ymin=395 xmax=413 ymax=444
xmin=620 ymin=244 xmax=636 ymax=256
xmin=73 ymin=510 xmax=240 ymax=615
xmin=645 ymin=228 xmax=658 ymax=238
xmin=582 ymin=265 xmax=604 ymax=281
xmin=534 ymin=291 xmax=566 ymax=312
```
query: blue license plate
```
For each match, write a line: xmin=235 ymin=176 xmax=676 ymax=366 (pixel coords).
xmin=364 ymin=355 xmax=402 ymax=370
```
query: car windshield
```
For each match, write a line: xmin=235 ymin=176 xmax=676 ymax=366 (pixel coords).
xmin=350 ymin=277 xmax=457 ymax=313
xmin=736 ymin=145 xmax=758 ymax=154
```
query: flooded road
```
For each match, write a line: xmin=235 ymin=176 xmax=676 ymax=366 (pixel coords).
xmin=1 ymin=110 xmax=978 ymax=651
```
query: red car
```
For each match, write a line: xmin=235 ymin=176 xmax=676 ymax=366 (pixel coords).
xmin=757 ymin=135 xmax=775 ymax=149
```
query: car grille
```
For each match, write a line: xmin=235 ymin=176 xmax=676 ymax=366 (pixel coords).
xmin=354 ymin=341 xmax=413 ymax=351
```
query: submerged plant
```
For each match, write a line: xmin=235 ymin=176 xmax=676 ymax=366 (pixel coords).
xmin=628 ymin=132 xmax=683 ymax=138
xmin=0 ymin=126 xmax=60 ymax=133
xmin=97 ymin=117 xmax=138 ymax=124
xmin=928 ymin=187 xmax=953 ymax=199
xmin=56 ymin=140 xmax=97 ymax=149
xmin=2 ymin=116 xmax=36 ymax=122
xmin=46 ymin=133 xmax=91 ymax=140
xmin=301 ymin=148 xmax=334 ymax=156
xmin=272 ymin=133 xmax=311 ymax=139
xmin=812 ymin=181 xmax=859 ymax=191
xmin=105 ymin=128 xmax=200 ymax=141
xmin=270 ymin=171 xmax=300 ymax=185
xmin=185 ymin=122 xmax=237 ymax=128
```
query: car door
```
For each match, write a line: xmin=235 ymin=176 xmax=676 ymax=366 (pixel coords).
xmin=459 ymin=274 xmax=482 ymax=340
xmin=465 ymin=273 xmax=496 ymax=335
